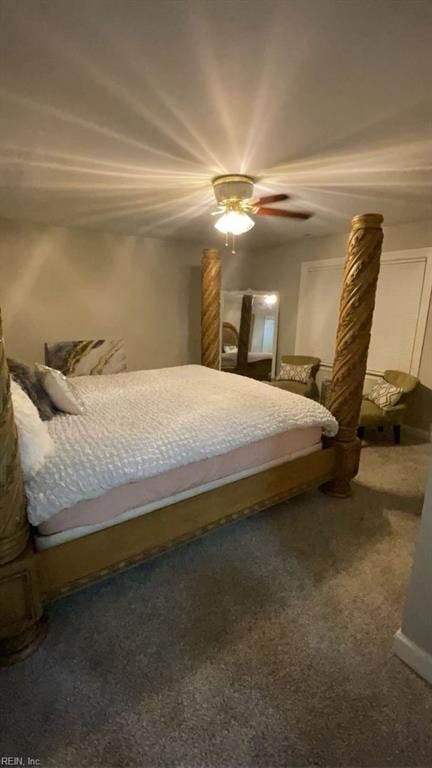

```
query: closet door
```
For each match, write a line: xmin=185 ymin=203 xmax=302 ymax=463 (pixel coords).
xmin=295 ymin=248 xmax=432 ymax=375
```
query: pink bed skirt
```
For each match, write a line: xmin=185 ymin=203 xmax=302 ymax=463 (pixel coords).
xmin=38 ymin=426 xmax=322 ymax=536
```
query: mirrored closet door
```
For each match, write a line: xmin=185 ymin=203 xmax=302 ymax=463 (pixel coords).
xmin=221 ymin=290 xmax=279 ymax=381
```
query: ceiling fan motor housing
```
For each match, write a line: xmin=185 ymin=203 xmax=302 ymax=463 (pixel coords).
xmin=212 ymin=174 xmax=255 ymax=205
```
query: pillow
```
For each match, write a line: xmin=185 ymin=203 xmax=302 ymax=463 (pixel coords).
xmin=7 ymin=358 xmax=58 ymax=421
xmin=224 ymin=345 xmax=238 ymax=354
xmin=10 ymin=380 xmax=54 ymax=479
xmin=277 ymin=362 xmax=313 ymax=384
xmin=35 ymin=364 xmax=84 ymax=415
xmin=367 ymin=379 xmax=403 ymax=409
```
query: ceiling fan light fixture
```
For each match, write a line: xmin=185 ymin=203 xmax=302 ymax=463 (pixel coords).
xmin=214 ymin=210 xmax=255 ymax=236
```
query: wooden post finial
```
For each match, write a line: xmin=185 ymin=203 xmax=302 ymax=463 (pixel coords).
xmin=351 ymin=213 xmax=384 ymax=230
xmin=201 ymin=248 xmax=221 ymax=369
xmin=322 ymin=213 xmax=384 ymax=497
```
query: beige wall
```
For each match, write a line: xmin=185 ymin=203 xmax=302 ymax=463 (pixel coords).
xmin=248 ymin=219 xmax=432 ymax=434
xmin=0 ymin=218 xmax=248 ymax=371
xmin=1 ymin=215 xmax=430 ymax=433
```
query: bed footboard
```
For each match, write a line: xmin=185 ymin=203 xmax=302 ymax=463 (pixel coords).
xmin=37 ymin=446 xmax=337 ymax=601
xmin=0 ymin=546 xmax=47 ymax=665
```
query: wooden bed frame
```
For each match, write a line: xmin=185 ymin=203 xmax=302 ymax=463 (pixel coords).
xmin=0 ymin=213 xmax=384 ymax=665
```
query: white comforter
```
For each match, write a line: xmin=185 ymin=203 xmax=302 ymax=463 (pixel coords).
xmin=25 ymin=365 xmax=338 ymax=525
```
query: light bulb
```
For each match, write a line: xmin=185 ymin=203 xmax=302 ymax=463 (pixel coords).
xmin=214 ymin=210 xmax=255 ymax=236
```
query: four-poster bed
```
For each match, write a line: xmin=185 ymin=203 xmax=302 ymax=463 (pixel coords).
xmin=0 ymin=213 xmax=384 ymax=665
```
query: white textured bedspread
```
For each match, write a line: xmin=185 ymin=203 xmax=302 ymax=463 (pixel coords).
xmin=25 ymin=365 xmax=338 ymax=525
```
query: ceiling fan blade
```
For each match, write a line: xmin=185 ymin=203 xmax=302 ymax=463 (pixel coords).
xmin=256 ymin=206 xmax=312 ymax=220
xmin=253 ymin=193 xmax=290 ymax=206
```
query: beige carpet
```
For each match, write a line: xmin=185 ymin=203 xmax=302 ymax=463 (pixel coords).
xmin=1 ymin=434 xmax=431 ymax=767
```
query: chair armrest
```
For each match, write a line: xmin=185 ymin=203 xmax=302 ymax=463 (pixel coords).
xmin=382 ymin=403 xmax=406 ymax=413
xmin=305 ymin=378 xmax=319 ymax=401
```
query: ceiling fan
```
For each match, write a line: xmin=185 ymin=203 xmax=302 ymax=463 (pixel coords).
xmin=211 ymin=174 xmax=312 ymax=252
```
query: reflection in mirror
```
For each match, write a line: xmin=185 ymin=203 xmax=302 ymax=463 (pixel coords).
xmin=221 ymin=291 xmax=279 ymax=380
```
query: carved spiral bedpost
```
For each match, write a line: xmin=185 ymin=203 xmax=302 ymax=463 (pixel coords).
xmin=236 ymin=293 xmax=253 ymax=375
xmin=322 ymin=213 xmax=384 ymax=498
xmin=0 ymin=309 xmax=46 ymax=665
xmin=0 ymin=320 xmax=28 ymax=565
xmin=201 ymin=248 xmax=221 ymax=369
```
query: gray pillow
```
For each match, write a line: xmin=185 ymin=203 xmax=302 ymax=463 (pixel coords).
xmin=7 ymin=358 xmax=58 ymax=421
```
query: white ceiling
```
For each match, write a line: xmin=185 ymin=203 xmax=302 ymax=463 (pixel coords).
xmin=1 ymin=0 xmax=432 ymax=248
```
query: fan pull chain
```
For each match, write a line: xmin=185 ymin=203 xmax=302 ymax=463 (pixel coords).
xmin=222 ymin=233 xmax=236 ymax=254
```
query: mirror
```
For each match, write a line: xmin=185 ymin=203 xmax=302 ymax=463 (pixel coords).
xmin=221 ymin=290 xmax=279 ymax=380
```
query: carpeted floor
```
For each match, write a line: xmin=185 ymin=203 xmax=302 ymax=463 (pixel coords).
xmin=1 ymin=435 xmax=432 ymax=768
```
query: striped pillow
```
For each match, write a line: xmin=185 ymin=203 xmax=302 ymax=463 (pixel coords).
xmin=367 ymin=379 xmax=403 ymax=409
xmin=277 ymin=363 xmax=313 ymax=384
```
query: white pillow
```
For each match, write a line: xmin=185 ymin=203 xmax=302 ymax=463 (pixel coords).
xmin=10 ymin=380 xmax=55 ymax=479
xmin=35 ymin=364 xmax=84 ymax=415
xmin=367 ymin=379 xmax=403 ymax=409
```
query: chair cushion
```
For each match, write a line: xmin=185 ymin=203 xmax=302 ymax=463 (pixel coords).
xmin=367 ymin=379 xmax=403 ymax=409
xmin=359 ymin=397 xmax=406 ymax=427
xmin=270 ymin=380 xmax=308 ymax=396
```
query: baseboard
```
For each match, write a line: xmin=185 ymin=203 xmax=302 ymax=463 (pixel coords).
xmin=404 ymin=425 xmax=431 ymax=443
xmin=393 ymin=629 xmax=432 ymax=685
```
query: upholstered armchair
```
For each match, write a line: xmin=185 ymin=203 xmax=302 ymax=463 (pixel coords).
xmin=358 ymin=369 xmax=420 ymax=444
xmin=270 ymin=355 xmax=321 ymax=400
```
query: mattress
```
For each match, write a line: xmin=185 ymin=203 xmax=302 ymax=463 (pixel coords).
xmin=35 ymin=427 xmax=321 ymax=549
xmin=25 ymin=365 xmax=338 ymax=527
